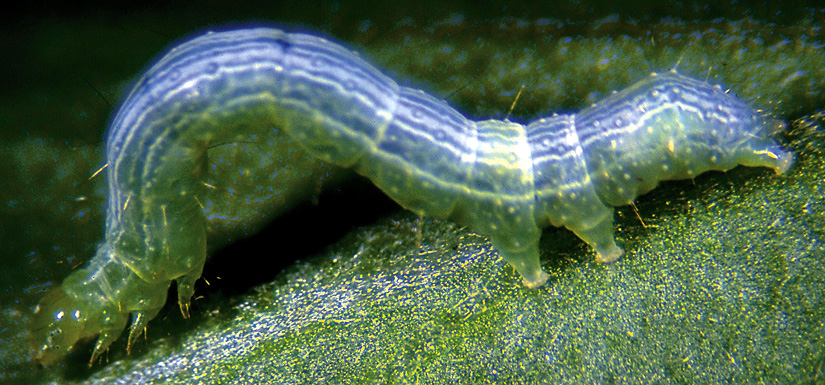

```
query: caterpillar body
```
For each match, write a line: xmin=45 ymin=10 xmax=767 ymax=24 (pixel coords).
xmin=29 ymin=28 xmax=793 ymax=365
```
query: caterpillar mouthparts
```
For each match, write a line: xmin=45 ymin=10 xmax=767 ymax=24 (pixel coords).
xmin=29 ymin=27 xmax=793 ymax=366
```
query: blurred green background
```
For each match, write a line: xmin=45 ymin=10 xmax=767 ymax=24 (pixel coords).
xmin=1 ymin=1 xmax=823 ymax=384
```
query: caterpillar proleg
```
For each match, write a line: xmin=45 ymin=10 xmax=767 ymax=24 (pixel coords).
xmin=29 ymin=28 xmax=793 ymax=365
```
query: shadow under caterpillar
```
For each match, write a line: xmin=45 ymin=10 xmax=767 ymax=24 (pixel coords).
xmin=29 ymin=27 xmax=794 ymax=366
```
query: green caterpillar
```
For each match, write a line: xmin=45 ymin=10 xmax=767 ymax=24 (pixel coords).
xmin=29 ymin=27 xmax=793 ymax=366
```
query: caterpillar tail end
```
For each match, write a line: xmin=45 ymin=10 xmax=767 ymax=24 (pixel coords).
xmin=771 ymin=147 xmax=795 ymax=175
xmin=739 ymin=142 xmax=795 ymax=176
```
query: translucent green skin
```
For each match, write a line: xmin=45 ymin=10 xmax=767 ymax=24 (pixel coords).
xmin=29 ymin=28 xmax=794 ymax=366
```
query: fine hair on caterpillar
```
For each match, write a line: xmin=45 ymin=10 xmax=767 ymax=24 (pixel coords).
xmin=29 ymin=27 xmax=794 ymax=367
xmin=663 ymin=35 xmax=789 ymax=135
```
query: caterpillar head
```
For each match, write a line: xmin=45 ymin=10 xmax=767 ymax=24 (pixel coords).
xmin=29 ymin=285 xmax=128 ymax=366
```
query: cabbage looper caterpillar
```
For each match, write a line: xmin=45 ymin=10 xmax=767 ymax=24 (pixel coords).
xmin=29 ymin=28 xmax=793 ymax=366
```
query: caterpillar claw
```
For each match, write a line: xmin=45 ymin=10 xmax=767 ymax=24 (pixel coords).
xmin=125 ymin=306 xmax=163 ymax=354
xmin=89 ymin=320 xmax=128 ymax=367
xmin=175 ymin=273 xmax=199 ymax=319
